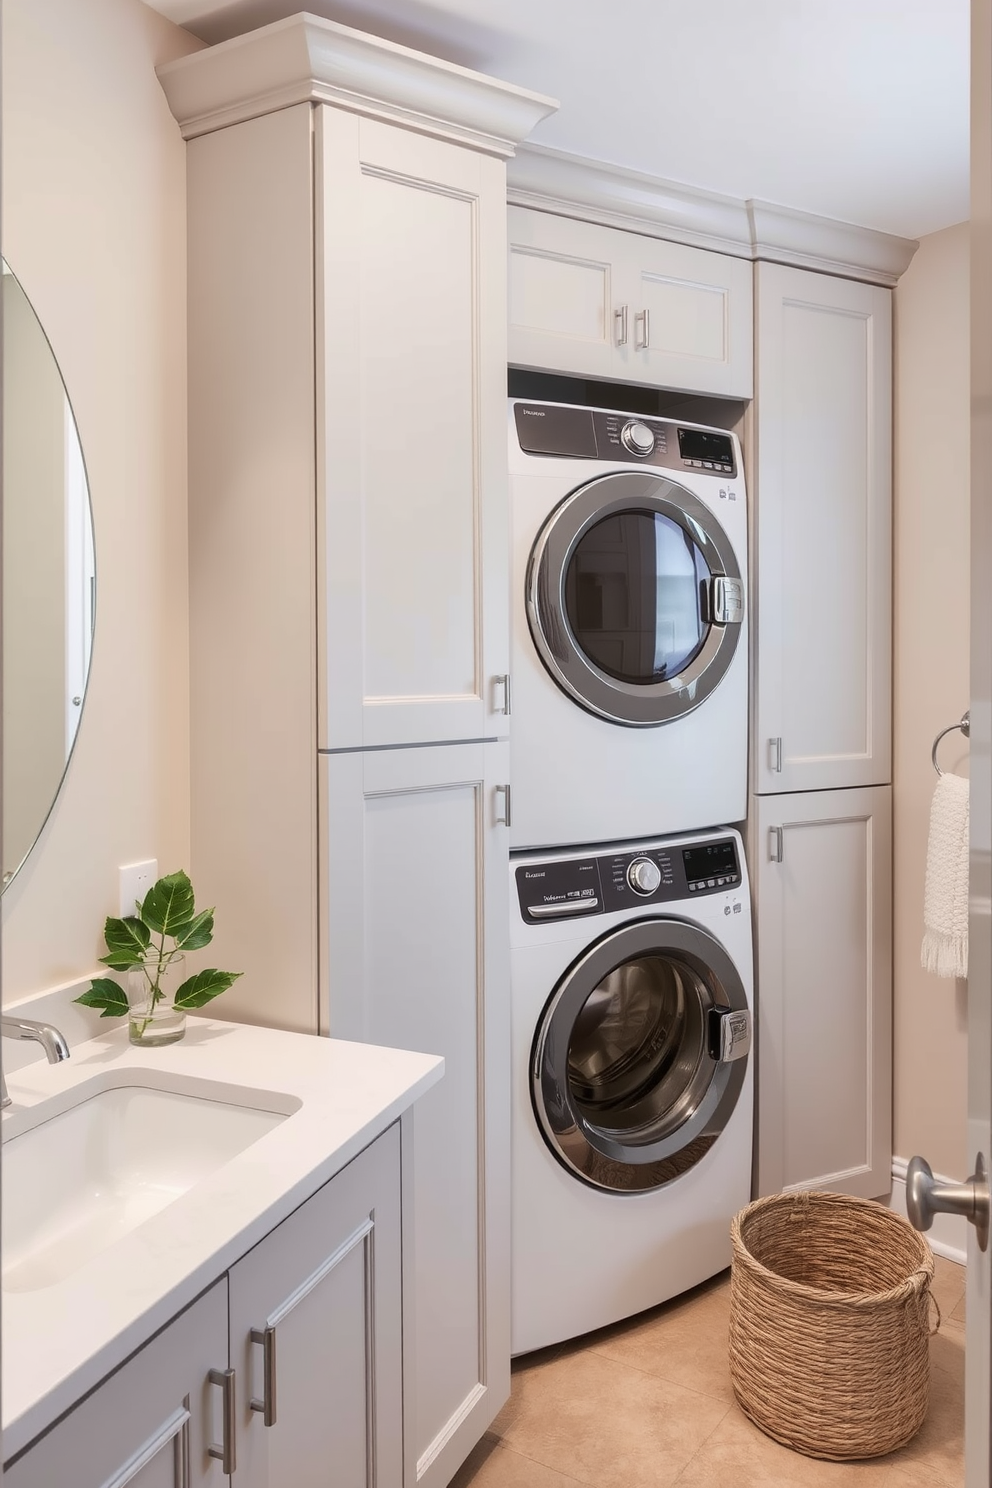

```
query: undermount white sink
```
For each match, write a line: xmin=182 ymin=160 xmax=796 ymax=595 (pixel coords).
xmin=2 ymin=1081 xmax=290 ymax=1293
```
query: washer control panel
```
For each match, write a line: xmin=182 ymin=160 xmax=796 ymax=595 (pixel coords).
xmin=513 ymin=402 xmax=738 ymax=480
xmin=516 ymin=838 xmax=741 ymax=922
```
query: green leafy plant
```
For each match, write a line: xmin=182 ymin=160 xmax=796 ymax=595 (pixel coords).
xmin=75 ymin=870 xmax=242 ymax=1035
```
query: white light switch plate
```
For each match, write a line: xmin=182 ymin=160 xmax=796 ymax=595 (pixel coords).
xmin=119 ymin=860 xmax=158 ymax=918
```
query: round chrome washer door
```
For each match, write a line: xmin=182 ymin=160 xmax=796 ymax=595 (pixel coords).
xmin=527 ymin=470 xmax=744 ymax=727
xmin=532 ymin=919 xmax=750 ymax=1193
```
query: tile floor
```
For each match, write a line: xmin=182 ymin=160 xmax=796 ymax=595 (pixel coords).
xmin=452 ymin=1256 xmax=966 ymax=1488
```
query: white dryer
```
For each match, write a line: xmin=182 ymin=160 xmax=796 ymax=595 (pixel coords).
xmin=510 ymin=828 xmax=753 ymax=1355
xmin=509 ymin=400 xmax=748 ymax=850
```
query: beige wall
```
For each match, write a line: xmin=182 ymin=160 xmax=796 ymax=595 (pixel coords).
xmin=893 ymin=220 xmax=970 ymax=1179
xmin=1 ymin=0 xmax=201 ymax=998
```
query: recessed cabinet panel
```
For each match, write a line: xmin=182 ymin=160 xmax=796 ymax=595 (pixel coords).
xmin=321 ymin=742 xmax=510 ymax=1488
xmin=753 ymin=263 xmax=891 ymax=792
xmin=5 ymin=1282 xmax=229 ymax=1488
xmin=320 ymin=111 xmax=509 ymax=748
xmin=753 ymin=786 xmax=892 ymax=1199
xmin=229 ymin=1126 xmax=402 ymax=1488
xmin=509 ymin=245 xmax=610 ymax=344
xmin=507 ymin=205 xmax=753 ymax=396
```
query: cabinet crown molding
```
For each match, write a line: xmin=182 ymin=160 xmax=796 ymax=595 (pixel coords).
xmin=507 ymin=144 xmax=918 ymax=286
xmin=157 ymin=11 xmax=558 ymax=153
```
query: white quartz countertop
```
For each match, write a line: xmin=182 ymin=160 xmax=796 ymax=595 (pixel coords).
xmin=1 ymin=1017 xmax=443 ymax=1459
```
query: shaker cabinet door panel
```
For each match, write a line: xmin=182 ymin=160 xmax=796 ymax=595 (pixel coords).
xmin=752 ymin=786 xmax=892 ymax=1199
xmin=229 ymin=1125 xmax=403 ymax=1488
xmin=752 ymin=262 xmax=892 ymax=793
xmin=507 ymin=207 xmax=619 ymax=377
xmin=318 ymin=110 xmax=510 ymax=750
xmin=5 ymin=1283 xmax=229 ymax=1488
xmin=320 ymin=742 xmax=510 ymax=1488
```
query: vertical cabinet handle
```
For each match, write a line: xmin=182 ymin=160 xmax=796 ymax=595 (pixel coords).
xmin=769 ymin=826 xmax=784 ymax=863
xmin=614 ymin=305 xmax=628 ymax=346
xmin=493 ymin=673 xmax=511 ymax=715
xmin=769 ymin=737 xmax=783 ymax=773
xmin=635 ymin=307 xmax=650 ymax=350
xmin=250 ymin=1325 xmax=278 ymax=1428
xmin=495 ymin=784 xmax=511 ymax=827
xmin=207 ymin=1368 xmax=237 ymax=1474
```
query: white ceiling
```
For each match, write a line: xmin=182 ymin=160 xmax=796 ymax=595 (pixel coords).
xmin=147 ymin=0 xmax=970 ymax=240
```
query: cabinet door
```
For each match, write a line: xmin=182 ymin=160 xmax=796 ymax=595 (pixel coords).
xmin=229 ymin=1125 xmax=403 ymax=1488
xmin=5 ymin=1283 xmax=229 ymax=1488
xmin=508 ymin=206 xmax=753 ymax=395
xmin=753 ymin=262 xmax=892 ymax=793
xmin=318 ymin=109 xmax=509 ymax=751
xmin=320 ymin=741 xmax=510 ymax=1488
xmin=752 ymin=786 xmax=892 ymax=1199
xmin=621 ymin=233 xmax=753 ymax=397
xmin=507 ymin=206 xmax=620 ymax=377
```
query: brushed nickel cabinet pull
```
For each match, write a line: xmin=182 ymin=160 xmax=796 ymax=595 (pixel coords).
xmin=614 ymin=305 xmax=628 ymax=347
xmin=769 ymin=826 xmax=784 ymax=863
xmin=250 ymin=1325 xmax=278 ymax=1428
xmin=207 ymin=1367 xmax=236 ymax=1474
xmin=493 ymin=673 xmax=511 ymax=715
xmin=635 ymin=307 xmax=650 ymax=350
xmin=495 ymin=784 xmax=511 ymax=827
xmin=769 ymin=737 xmax=783 ymax=773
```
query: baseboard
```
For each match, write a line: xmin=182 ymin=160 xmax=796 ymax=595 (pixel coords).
xmin=888 ymin=1157 xmax=968 ymax=1266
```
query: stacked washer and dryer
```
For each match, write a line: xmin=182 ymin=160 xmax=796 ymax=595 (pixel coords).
xmin=508 ymin=399 xmax=755 ymax=1354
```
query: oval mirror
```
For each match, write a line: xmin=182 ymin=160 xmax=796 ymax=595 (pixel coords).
xmin=3 ymin=262 xmax=95 ymax=888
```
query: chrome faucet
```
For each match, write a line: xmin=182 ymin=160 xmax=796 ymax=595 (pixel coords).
xmin=1 ymin=1016 xmax=71 ymax=1108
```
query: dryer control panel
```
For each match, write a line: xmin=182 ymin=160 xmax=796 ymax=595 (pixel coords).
xmin=515 ymin=838 xmax=741 ymax=922
xmin=513 ymin=402 xmax=738 ymax=480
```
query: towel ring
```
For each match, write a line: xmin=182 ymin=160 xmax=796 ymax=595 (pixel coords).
xmin=932 ymin=711 xmax=970 ymax=776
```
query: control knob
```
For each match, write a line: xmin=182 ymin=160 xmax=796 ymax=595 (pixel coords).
xmin=627 ymin=856 xmax=662 ymax=896
xmin=621 ymin=420 xmax=655 ymax=457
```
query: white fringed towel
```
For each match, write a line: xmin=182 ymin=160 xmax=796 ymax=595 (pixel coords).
xmin=921 ymin=771 xmax=969 ymax=979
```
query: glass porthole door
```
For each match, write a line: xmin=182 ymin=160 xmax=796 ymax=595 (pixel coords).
xmin=532 ymin=919 xmax=751 ymax=1193
xmin=527 ymin=471 xmax=743 ymax=727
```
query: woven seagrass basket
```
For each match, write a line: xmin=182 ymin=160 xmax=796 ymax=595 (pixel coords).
xmin=729 ymin=1191 xmax=938 ymax=1460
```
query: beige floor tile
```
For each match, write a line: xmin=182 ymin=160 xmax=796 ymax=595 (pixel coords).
xmin=672 ymin=1406 xmax=938 ymax=1488
xmin=929 ymin=1256 xmax=966 ymax=1323
xmin=584 ymin=1275 xmax=736 ymax=1405
xmin=448 ymin=1437 xmax=587 ymax=1488
xmin=494 ymin=1346 xmax=730 ymax=1488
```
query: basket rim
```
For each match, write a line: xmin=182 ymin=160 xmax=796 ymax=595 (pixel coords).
xmin=731 ymin=1192 xmax=934 ymax=1309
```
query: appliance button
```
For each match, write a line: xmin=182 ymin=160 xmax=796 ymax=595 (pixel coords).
xmin=703 ymin=461 xmax=715 ymax=469
xmin=620 ymin=420 xmax=656 ymax=457
xmin=627 ymin=856 xmax=662 ymax=895
xmin=707 ymin=878 xmax=716 ymax=888
xmin=691 ymin=459 xmax=703 ymax=467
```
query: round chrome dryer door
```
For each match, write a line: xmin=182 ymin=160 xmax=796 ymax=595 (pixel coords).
xmin=532 ymin=919 xmax=751 ymax=1193
xmin=527 ymin=470 xmax=744 ymax=727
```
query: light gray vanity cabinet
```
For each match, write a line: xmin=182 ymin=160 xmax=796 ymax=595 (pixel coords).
xmin=229 ymin=1122 xmax=404 ymax=1488
xmin=4 ymin=1281 xmax=230 ymax=1488
xmin=5 ymin=1128 xmax=405 ymax=1487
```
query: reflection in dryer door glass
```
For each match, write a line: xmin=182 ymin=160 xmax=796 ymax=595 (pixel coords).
xmin=564 ymin=511 xmax=709 ymax=684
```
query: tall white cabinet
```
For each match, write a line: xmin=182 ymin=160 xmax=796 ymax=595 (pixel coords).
xmin=159 ymin=18 xmax=554 ymax=1488
xmin=750 ymin=262 xmax=894 ymax=1200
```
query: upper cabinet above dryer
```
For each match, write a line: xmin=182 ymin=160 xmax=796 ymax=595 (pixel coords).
xmin=508 ymin=206 xmax=754 ymax=397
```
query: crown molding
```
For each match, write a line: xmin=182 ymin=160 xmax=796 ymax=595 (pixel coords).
xmin=157 ymin=12 xmax=558 ymax=155
xmin=507 ymin=144 xmax=918 ymax=286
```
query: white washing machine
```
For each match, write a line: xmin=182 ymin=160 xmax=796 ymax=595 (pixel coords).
xmin=510 ymin=827 xmax=754 ymax=1355
xmin=509 ymin=400 xmax=748 ymax=850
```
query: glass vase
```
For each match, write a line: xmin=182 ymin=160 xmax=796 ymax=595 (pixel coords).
xmin=127 ymin=953 xmax=187 ymax=1047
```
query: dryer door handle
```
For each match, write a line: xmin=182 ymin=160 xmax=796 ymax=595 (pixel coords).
xmin=708 ymin=1007 xmax=751 ymax=1063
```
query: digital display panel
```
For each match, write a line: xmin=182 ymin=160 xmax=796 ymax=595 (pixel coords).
xmin=677 ymin=428 xmax=734 ymax=465
xmin=682 ymin=840 xmax=738 ymax=883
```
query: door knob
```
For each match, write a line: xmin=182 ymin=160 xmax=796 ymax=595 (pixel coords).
xmin=906 ymin=1152 xmax=990 ymax=1251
